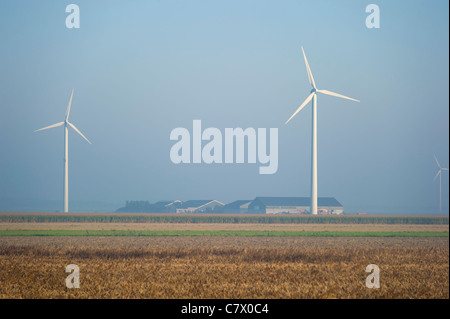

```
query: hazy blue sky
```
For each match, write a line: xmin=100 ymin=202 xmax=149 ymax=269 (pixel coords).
xmin=0 ymin=0 xmax=448 ymax=213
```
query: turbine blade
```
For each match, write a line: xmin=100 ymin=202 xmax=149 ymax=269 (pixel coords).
xmin=65 ymin=89 xmax=74 ymax=121
xmin=285 ymin=92 xmax=315 ymax=124
xmin=68 ymin=122 xmax=91 ymax=144
xmin=34 ymin=122 xmax=64 ymax=132
xmin=317 ymin=89 xmax=360 ymax=102
xmin=442 ymin=168 xmax=449 ymax=171
xmin=434 ymin=154 xmax=441 ymax=169
xmin=301 ymin=47 xmax=316 ymax=89
xmin=433 ymin=170 xmax=441 ymax=181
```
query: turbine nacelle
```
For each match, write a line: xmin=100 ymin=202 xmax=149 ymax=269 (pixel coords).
xmin=433 ymin=154 xmax=448 ymax=181
xmin=34 ymin=89 xmax=92 ymax=144
xmin=286 ymin=47 xmax=359 ymax=125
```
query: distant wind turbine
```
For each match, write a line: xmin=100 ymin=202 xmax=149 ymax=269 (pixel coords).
xmin=433 ymin=155 xmax=448 ymax=213
xmin=34 ymin=90 xmax=91 ymax=213
xmin=285 ymin=47 xmax=359 ymax=215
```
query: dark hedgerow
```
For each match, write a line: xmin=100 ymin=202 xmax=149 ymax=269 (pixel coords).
xmin=0 ymin=214 xmax=448 ymax=225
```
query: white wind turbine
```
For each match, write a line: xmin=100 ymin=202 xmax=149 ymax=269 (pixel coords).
xmin=433 ymin=155 xmax=448 ymax=213
xmin=285 ymin=47 xmax=359 ymax=215
xmin=34 ymin=90 xmax=91 ymax=213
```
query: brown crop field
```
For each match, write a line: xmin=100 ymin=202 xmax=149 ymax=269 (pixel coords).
xmin=0 ymin=236 xmax=448 ymax=299
xmin=0 ymin=213 xmax=448 ymax=299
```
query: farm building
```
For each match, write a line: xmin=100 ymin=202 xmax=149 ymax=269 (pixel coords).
xmin=223 ymin=200 xmax=253 ymax=214
xmin=116 ymin=200 xmax=183 ymax=213
xmin=247 ymin=197 xmax=344 ymax=215
xmin=152 ymin=200 xmax=183 ymax=213
xmin=176 ymin=200 xmax=225 ymax=213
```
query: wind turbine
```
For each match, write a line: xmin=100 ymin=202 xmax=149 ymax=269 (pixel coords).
xmin=433 ymin=155 xmax=448 ymax=213
xmin=34 ymin=90 xmax=91 ymax=213
xmin=285 ymin=47 xmax=359 ymax=215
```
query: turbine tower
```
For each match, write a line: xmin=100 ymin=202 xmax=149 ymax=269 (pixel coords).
xmin=285 ymin=47 xmax=359 ymax=215
xmin=433 ymin=155 xmax=448 ymax=213
xmin=34 ymin=90 xmax=91 ymax=212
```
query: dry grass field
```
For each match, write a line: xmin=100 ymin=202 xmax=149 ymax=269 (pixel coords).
xmin=0 ymin=236 xmax=448 ymax=299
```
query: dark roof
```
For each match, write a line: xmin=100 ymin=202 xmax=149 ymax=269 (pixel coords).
xmin=253 ymin=197 xmax=342 ymax=207
xmin=153 ymin=200 xmax=183 ymax=208
xmin=181 ymin=200 xmax=214 ymax=208
xmin=153 ymin=200 xmax=174 ymax=207
xmin=224 ymin=200 xmax=252 ymax=208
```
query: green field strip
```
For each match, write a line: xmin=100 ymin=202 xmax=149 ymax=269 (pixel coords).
xmin=0 ymin=230 xmax=447 ymax=237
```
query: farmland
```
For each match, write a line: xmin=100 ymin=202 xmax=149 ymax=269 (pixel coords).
xmin=0 ymin=213 xmax=448 ymax=225
xmin=1 ymin=221 xmax=448 ymax=232
xmin=0 ymin=236 xmax=448 ymax=299
xmin=0 ymin=213 xmax=448 ymax=299
xmin=0 ymin=230 xmax=447 ymax=237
